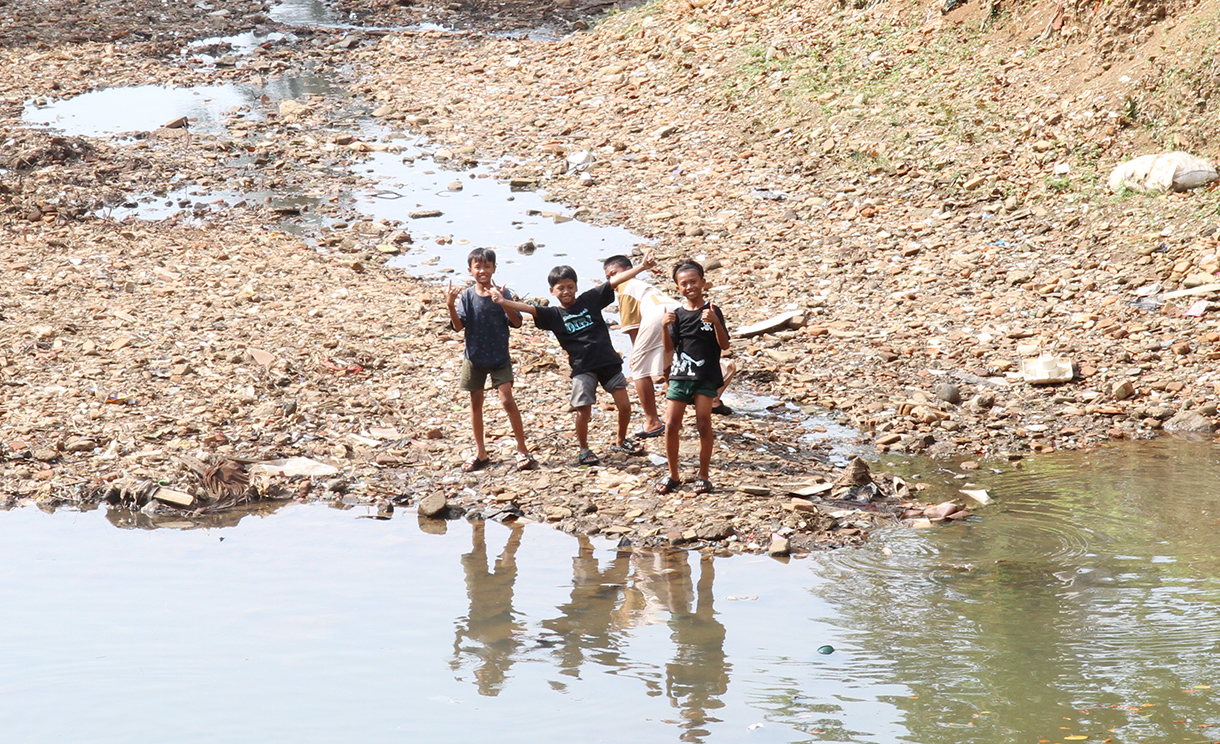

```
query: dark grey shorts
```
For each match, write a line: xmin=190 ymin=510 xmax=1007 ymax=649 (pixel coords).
xmin=570 ymin=366 xmax=628 ymax=407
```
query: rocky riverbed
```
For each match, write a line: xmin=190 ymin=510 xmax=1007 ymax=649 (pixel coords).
xmin=2 ymin=0 xmax=1219 ymax=552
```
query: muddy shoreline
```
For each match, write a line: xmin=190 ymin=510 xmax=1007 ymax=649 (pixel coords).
xmin=3 ymin=0 xmax=1219 ymax=551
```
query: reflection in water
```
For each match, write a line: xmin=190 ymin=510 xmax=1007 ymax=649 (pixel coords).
xmin=541 ymin=536 xmax=633 ymax=678
xmin=473 ymin=532 xmax=731 ymax=741
xmin=662 ymin=555 xmax=730 ymax=743
xmin=452 ymin=520 xmax=524 ymax=696
xmin=817 ymin=439 xmax=1220 ymax=743
xmin=104 ymin=499 xmax=292 ymax=531
xmin=8 ymin=440 xmax=1220 ymax=743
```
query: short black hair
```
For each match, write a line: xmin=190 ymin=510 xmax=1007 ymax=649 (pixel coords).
xmin=468 ymin=247 xmax=497 ymax=266
xmin=548 ymin=265 xmax=578 ymax=287
xmin=603 ymin=255 xmax=632 ymax=272
xmin=672 ymin=259 xmax=705 ymax=282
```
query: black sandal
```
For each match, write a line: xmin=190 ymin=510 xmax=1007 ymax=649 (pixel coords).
xmin=655 ymin=476 xmax=681 ymax=494
xmin=693 ymin=478 xmax=714 ymax=495
xmin=610 ymin=436 xmax=646 ymax=456
xmin=577 ymin=449 xmax=600 ymax=466
xmin=462 ymin=456 xmax=490 ymax=472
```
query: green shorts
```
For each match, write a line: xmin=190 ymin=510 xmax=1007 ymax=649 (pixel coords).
xmin=666 ymin=379 xmax=719 ymax=404
xmin=459 ymin=359 xmax=514 ymax=392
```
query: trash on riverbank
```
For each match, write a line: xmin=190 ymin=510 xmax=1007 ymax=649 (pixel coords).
xmin=1108 ymin=152 xmax=1218 ymax=194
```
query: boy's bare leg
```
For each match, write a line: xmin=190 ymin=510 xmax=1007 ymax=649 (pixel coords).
xmin=611 ymin=386 xmax=632 ymax=443
xmin=635 ymin=376 xmax=663 ymax=432
xmin=574 ymin=404 xmax=592 ymax=451
xmin=496 ymin=382 xmax=529 ymax=455
xmin=470 ymin=389 xmax=488 ymax=460
xmin=693 ymin=394 xmax=716 ymax=480
xmin=713 ymin=360 xmax=737 ymax=409
xmin=662 ymin=399 xmax=685 ymax=481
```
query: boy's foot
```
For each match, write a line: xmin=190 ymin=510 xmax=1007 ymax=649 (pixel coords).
xmin=462 ymin=455 xmax=491 ymax=472
xmin=610 ymin=436 xmax=646 ymax=456
xmin=515 ymin=452 xmax=537 ymax=472
xmin=577 ymin=449 xmax=600 ymax=466
xmin=655 ymin=476 xmax=681 ymax=494
xmin=710 ymin=403 xmax=733 ymax=416
xmin=693 ymin=477 xmax=714 ymax=495
xmin=633 ymin=423 xmax=665 ymax=439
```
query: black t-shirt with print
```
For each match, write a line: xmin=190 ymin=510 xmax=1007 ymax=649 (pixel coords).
xmin=668 ymin=302 xmax=725 ymax=386
xmin=534 ymin=282 xmax=622 ymax=376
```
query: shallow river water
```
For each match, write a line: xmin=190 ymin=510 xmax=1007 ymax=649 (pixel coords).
xmin=4 ymin=439 xmax=1219 ymax=743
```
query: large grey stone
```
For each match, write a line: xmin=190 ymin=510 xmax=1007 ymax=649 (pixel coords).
xmin=418 ymin=492 xmax=449 ymax=518
xmin=1163 ymin=410 xmax=1214 ymax=433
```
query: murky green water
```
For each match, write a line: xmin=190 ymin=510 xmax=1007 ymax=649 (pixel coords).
xmin=3 ymin=440 xmax=1219 ymax=742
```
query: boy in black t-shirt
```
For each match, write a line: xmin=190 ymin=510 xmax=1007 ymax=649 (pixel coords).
xmin=490 ymin=250 xmax=658 ymax=466
xmin=657 ymin=260 xmax=730 ymax=496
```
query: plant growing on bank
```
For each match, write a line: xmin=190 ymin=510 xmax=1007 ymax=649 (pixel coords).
xmin=1046 ymin=175 xmax=1072 ymax=193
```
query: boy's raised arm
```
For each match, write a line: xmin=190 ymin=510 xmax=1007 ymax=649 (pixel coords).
xmin=501 ymin=286 xmax=524 ymax=328
xmin=444 ymin=281 xmax=464 ymax=331
xmin=704 ymin=301 xmax=731 ymax=350
xmin=489 ymin=283 xmax=537 ymax=317
xmin=608 ymin=249 xmax=658 ymax=289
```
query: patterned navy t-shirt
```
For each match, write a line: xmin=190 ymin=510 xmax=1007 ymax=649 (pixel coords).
xmin=456 ymin=286 xmax=516 ymax=369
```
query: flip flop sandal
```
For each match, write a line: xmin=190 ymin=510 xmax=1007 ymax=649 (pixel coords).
xmin=693 ymin=478 xmax=715 ymax=495
xmin=655 ymin=476 xmax=681 ymax=494
xmin=577 ymin=449 xmax=600 ymax=466
xmin=633 ymin=424 xmax=665 ymax=439
xmin=515 ymin=452 xmax=537 ymax=472
xmin=462 ymin=456 xmax=491 ymax=472
xmin=610 ymin=436 xmax=646 ymax=456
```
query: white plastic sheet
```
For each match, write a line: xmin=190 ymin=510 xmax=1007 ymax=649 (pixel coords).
xmin=1108 ymin=151 xmax=1218 ymax=194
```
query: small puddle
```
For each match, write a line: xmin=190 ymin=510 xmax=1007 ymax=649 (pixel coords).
xmin=727 ymin=391 xmax=863 ymax=465
xmin=93 ymin=186 xmax=334 ymax=234
xmin=95 ymin=186 xmax=247 ymax=223
xmin=269 ymin=0 xmax=337 ymax=25
xmin=22 ymin=74 xmax=333 ymax=138
xmin=356 ymin=150 xmax=649 ymax=298
xmin=185 ymin=31 xmax=297 ymax=66
xmin=24 ymin=84 xmax=254 ymax=137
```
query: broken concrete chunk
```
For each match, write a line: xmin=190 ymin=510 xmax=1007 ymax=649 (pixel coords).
xmin=960 ymin=489 xmax=991 ymax=505
xmin=153 ymin=487 xmax=194 ymax=508
xmin=248 ymin=457 xmax=339 ymax=478
xmin=736 ymin=310 xmax=803 ymax=338
xmin=1021 ymin=356 xmax=1073 ymax=384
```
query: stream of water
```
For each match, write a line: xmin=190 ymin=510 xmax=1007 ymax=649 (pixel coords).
xmin=4 ymin=439 xmax=1219 ymax=743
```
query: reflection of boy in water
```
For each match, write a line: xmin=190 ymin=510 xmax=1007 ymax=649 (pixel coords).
xmin=451 ymin=521 xmax=524 ymax=696
xmin=542 ymin=535 xmax=633 ymax=678
xmin=662 ymin=553 xmax=729 ymax=742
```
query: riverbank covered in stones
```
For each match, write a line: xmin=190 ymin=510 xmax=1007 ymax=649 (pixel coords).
xmin=352 ymin=0 xmax=1220 ymax=461
xmin=3 ymin=0 xmax=1220 ymax=551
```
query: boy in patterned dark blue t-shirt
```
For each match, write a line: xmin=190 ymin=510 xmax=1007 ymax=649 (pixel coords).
xmin=445 ymin=248 xmax=534 ymax=472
